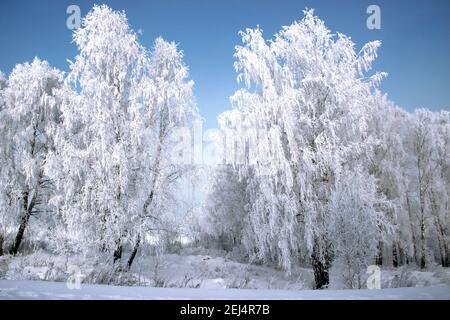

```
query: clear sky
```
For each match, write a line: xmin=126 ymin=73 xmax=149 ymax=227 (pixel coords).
xmin=1 ymin=0 xmax=449 ymax=129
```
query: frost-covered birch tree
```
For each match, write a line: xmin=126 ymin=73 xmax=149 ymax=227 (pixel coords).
xmin=199 ymin=163 xmax=249 ymax=251
xmin=125 ymin=37 xmax=197 ymax=269
xmin=45 ymin=5 xmax=197 ymax=267
xmin=0 ymin=58 xmax=63 ymax=255
xmin=0 ymin=70 xmax=9 ymax=255
xmin=206 ymin=9 xmax=394 ymax=288
xmin=404 ymin=109 xmax=450 ymax=269
xmin=45 ymin=5 xmax=151 ymax=261
xmin=430 ymin=111 xmax=450 ymax=267
xmin=366 ymin=93 xmax=412 ymax=266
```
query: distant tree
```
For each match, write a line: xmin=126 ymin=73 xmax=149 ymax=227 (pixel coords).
xmin=405 ymin=109 xmax=450 ymax=269
xmin=329 ymin=168 xmax=390 ymax=288
xmin=126 ymin=37 xmax=197 ymax=269
xmin=200 ymin=164 xmax=249 ymax=251
xmin=430 ymin=111 xmax=450 ymax=267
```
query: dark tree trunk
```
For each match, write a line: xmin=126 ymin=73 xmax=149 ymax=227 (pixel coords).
xmin=127 ymin=235 xmax=141 ymax=270
xmin=392 ymin=242 xmax=406 ymax=267
xmin=398 ymin=245 xmax=406 ymax=266
xmin=10 ymin=218 xmax=29 ymax=255
xmin=113 ymin=239 xmax=122 ymax=263
xmin=0 ymin=233 xmax=4 ymax=256
xmin=311 ymin=241 xmax=330 ymax=289
xmin=420 ymin=217 xmax=426 ymax=270
xmin=445 ymin=251 xmax=449 ymax=268
xmin=143 ymin=190 xmax=155 ymax=219
xmin=375 ymin=241 xmax=383 ymax=266
xmin=393 ymin=244 xmax=399 ymax=267
xmin=430 ymin=190 xmax=448 ymax=268
xmin=417 ymin=154 xmax=426 ymax=270
xmin=312 ymin=259 xmax=329 ymax=289
xmin=10 ymin=124 xmax=40 ymax=256
xmin=10 ymin=188 xmax=34 ymax=255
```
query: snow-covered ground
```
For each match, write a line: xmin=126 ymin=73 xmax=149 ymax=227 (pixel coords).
xmin=1 ymin=249 xmax=449 ymax=299
xmin=0 ymin=280 xmax=449 ymax=300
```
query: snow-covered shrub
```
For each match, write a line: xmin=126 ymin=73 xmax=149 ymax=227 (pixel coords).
xmin=226 ymin=266 xmax=251 ymax=289
xmin=0 ymin=255 xmax=12 ymax=279
xmin=389 ymin=267 xmax=416 ymax=288
xmin=4 ymin=250 xmax=68 ymax=281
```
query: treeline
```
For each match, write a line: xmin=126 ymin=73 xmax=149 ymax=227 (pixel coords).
xmin=195 ymin=10 xmax=450 ymax=289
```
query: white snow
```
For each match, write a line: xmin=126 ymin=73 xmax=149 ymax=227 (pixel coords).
xmin=0 ymin=280 xmax=449 ymax=300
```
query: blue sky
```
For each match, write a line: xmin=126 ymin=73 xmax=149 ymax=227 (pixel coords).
xmin=1 ymin=0 xmax=449 ymax=129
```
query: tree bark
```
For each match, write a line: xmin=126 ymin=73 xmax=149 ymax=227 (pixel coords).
xmin=418 ymin=184 xmax=426 ymax=269
xmin=127 ymin=234 xmax=141 ymax=270
xmin=0 ymin=233 xmax=4 ymax=256
xmin=392 ymin=243 xmax=399 ymax=267
xmin=311 ymin=240 xmax=330 ymax=289
xmin=434 ymin=219 xmax=448 ymax=267
xmin=420 ymin=217 xmax=426 ymax=270
xmin=10 ymin=187 xmax=35 ymax=255
xmin=375 ymin=241 xmax=383 ymax=266
xmin=430 ymin=189 xmax=448 ymax=267
xmin=113 ymin=239 xmax=122 ymax=263
xmin=10 ymin=124 xmax=40 ymax=256
xmin=415 ymin=132 xmax=427 ymax=270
